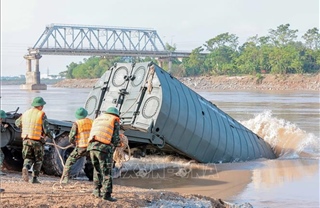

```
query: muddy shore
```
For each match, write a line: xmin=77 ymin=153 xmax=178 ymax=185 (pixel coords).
xmin=53 ymin=74 xmax=320 ymax=91
xmin=0 ymin=170 xmax=237 ymax=208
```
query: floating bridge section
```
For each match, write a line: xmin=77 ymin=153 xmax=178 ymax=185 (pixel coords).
xmin=22 ymin=24 xmax=192 ymax=90
xmin=85 ymin=62 xmax=276 ymax=163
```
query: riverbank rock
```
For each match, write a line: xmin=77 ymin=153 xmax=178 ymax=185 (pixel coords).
xmin=53 ymin=73 xmax=320 ymax=91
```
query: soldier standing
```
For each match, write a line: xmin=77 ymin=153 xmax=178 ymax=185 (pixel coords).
xmin=0 ymin=110 xmax=8 ymax=193
xmin=87 ymin=107 xmax=122 ymax=202
xmin=61 ymin=107 xmax=92 ymax=184
xmin=15 ymin=97 xmax=55 ymax=184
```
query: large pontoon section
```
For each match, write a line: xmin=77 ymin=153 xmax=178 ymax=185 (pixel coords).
xmin=85 ymin=62 xmax=276 ymax=163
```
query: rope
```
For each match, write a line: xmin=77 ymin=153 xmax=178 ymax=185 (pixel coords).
xmin=46 ymin=132 xmax=131 ymax=185
xmin=113 ymin=134 xmax=131 ymax=168
xmin=46 ymin=142 xmax=74 ymax=150
xmin=48 ymin=139 xmax=69 ymax=184
xmin=147 ymin=64 xmax=155 ymax=94
xmin=52 ymin=181 xmax=91 ymax=192
xmin=45 ymin=141 xmax=72 ymax=169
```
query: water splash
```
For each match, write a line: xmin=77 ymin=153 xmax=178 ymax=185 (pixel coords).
xmin=240 ymin=110 xmax=320 ymax=159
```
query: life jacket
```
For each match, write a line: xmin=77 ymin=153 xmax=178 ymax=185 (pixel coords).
xmin=89 ymin=113 xmax=119 ymax=145
xmin=21 ymin=108 xmax=45 ymax=140
xmin=74 ymin=118 xmax=93 ymax=148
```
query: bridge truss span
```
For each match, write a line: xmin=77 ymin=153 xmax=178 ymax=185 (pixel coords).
xmin=30 ymin=24 xmax=168 ymax=55
xmin=23 ymin=23 xmax=196 ymax=90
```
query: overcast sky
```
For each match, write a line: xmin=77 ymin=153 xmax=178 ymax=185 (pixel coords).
xmin=1 ymin=0 xmax=319 ymax=76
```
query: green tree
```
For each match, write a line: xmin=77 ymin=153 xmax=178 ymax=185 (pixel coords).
xmin=165 ymin=43 xmax=176 ymax=52
xmin=203 ymin=33 xmax=239 ymax=75
xmin=269 ymin=24 xmax=298 ymax=46
xmin=269 ymin=45 xmax=302 ymax=74
xmin=236 ymin=40 xmax=260 ymax=74
xmin=61 ymin=25 xmax=319 ymax=78
xmin=302 ymin=27 xmax=320 ymax=50
xmin=204 ymin=32 xmax=239 ymax=51
xmin=66 ymin=62 xmax=79 ymax=78
xmin=182 ymin=47 xmax=206 ymax=76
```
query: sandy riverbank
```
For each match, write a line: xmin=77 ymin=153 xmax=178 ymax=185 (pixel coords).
xmin=53 ymin=73 xmax=320 ymax=91
xmin=0 ymin=170 xmax=241 ymax=208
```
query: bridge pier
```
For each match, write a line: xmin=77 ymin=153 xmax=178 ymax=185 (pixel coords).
xmin=156 ymin=58 xmax=172 ymax=73
xmin=20 ymin=54 xmax=47 ymax=90
xmin=168 ymin=59 xmax=172 ymax=73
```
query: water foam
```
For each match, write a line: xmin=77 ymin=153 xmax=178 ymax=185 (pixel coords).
xmin=121 ymin=110 xmax=319 ymax=174
xmin=240 ymin=110 xmax=320 ymax=159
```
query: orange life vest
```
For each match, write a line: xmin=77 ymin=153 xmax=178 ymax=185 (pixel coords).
xmin=75 ymin=118 xmax=93 ymax=148
xmin=89 ymin=113 xmax=119 ymax=145
xmin=21 ymin=108 xmax=45 ymax=140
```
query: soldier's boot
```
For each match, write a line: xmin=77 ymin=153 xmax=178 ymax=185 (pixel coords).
xmin=0 ymin=164 xmax=6 ymax=175
xmin=31 ymin=177 xmax=41 ymax=184
xmin=92 ymin=189 xmax=101 ymax=198
xmin=103 ymin=192 xmax=117 ymax=202
xmin=0 ymin=188 xmax=4 ymax=193
xmin=22 ymin=167 xmax=29 ymax=182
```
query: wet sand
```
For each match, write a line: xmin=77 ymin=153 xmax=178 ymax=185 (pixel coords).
xmin=0 ymin=171 xmax=226 ymax=208
xmin=116 ymin=157 xmax=319 ymax=207
xmin=0 ymin=154 xmax=318 ymax=207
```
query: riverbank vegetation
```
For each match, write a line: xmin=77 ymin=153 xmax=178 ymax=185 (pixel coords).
xmin=62 ymin=24 xmax=320 ymax=79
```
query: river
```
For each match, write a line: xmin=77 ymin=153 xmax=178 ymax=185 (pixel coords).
xmin=1 ymin=85 xmax=319 ymax=207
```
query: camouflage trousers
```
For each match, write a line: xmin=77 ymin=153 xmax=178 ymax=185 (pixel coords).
xmin=22 ymin=139 xmax=44 ymax=177
xmin=0 ymin=149 xmax=4 ymax=169
xmin=89 ymin=149 xmax=113 ymax=194
xmin=63 ymin=147 xmax=88 ymax=177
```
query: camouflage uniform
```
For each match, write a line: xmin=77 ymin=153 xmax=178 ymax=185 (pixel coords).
xmin=0 ymin=133 xmax=4 ymax=192
xmin=15 ymin=97 xmax=54 ymax=183
xmin=0 ymin=110 xmax=7 ymax=192
xmin=0 ymin=124 xmax=7 ymax=175
xmin=87 ymin=111 xmax=121 ymax=201
xmin=62 ymin=118 xmax=91 ymax=182
xmin=0 ymin=148 xmax=4 ymax=172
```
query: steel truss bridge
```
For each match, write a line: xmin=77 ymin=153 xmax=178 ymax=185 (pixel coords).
xmin=27 ymin=24 xmax=192 ymax=58
xmin=22 ymin=24 xmax=196 ymax=90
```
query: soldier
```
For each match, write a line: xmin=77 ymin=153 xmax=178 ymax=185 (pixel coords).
xmin=0 ymin=110 xmax=8 ymax=193
xmin=87 ymin=107 xmax=123 ymax=202
xmin=61 ymin=107 xmax=92 ymax=184
xmin=15 ymin=97 xmax=55 ymax=184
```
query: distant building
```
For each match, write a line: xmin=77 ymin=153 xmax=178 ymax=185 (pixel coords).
xmin=40 ymin=74 xmax=62 ymax=79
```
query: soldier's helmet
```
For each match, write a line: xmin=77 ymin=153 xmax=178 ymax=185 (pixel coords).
xmin=105 ymin=107 xmax=119 ymax=116
xmin=31 ymin=97 xmax=46 ymax=107
xmin=75 ymin=107 xmax=88 ymax=119
xmin=0 ymin=110 xmax=7 ymax=119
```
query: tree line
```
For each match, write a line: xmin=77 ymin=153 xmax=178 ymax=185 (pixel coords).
xmin=61 ymin=24 xmax=320 ymax=79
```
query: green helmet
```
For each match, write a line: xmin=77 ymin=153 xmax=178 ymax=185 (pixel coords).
xmin=31 ymin=97 xmax=46 ymax=107
xmin=0 ymin=110 xmax=7 ymax=119
xmin=75 ymin=107 xmax=88 ymax=119
xmin=105 ymin=107 xmax=119 ymax=116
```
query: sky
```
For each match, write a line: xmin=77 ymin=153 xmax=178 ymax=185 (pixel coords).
xmin=1 ymin=0 xmax=319 ymax=76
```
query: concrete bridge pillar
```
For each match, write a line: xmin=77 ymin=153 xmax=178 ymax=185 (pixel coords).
xmin=157 ymin=59 xmax=164 ymax=68
xmin=168 ymin=59 xmax=172 ymax=74
xmin=20 ymin=54 xmax=47 ymax=90
xmin=155 ymin=58 xmax=172 ymax=74
xmin=27 ymin=59 xmax=32 ymax=72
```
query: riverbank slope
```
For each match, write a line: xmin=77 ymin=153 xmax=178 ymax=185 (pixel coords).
xmin=53 ymin=73 xmax=320 ymax=91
